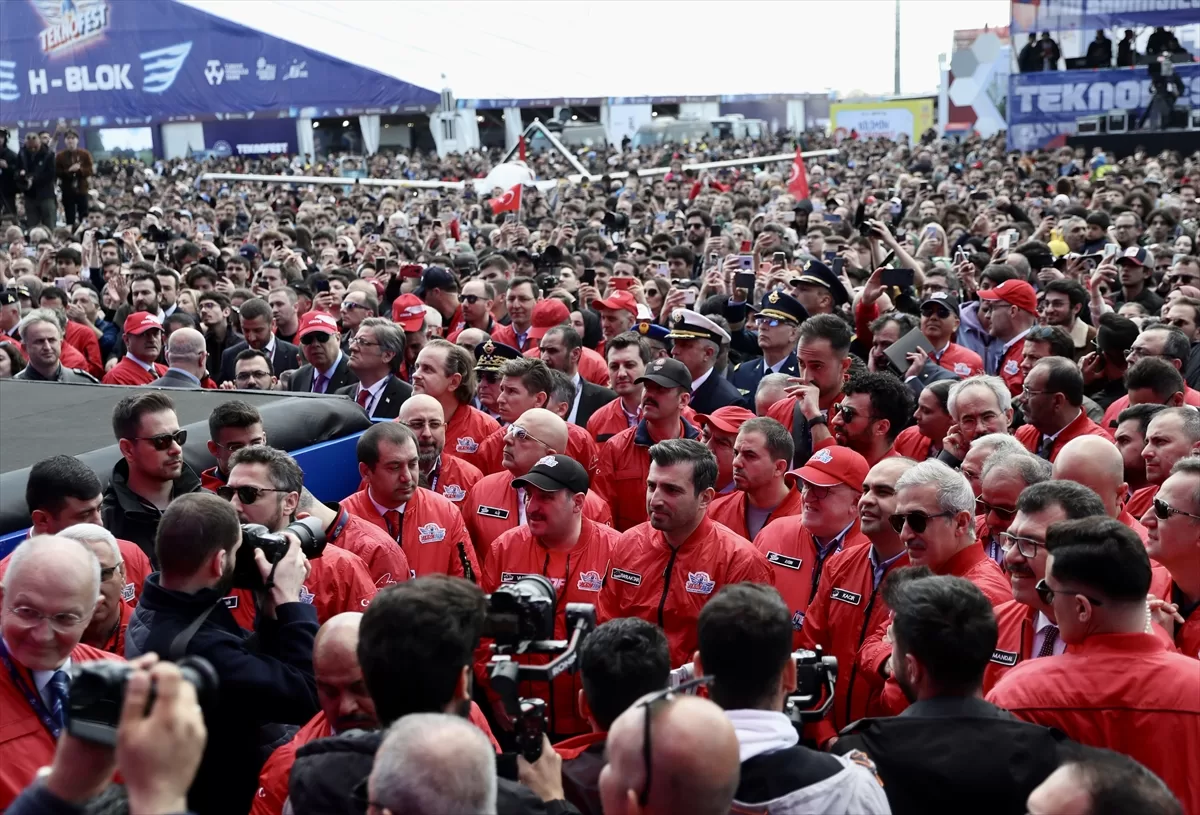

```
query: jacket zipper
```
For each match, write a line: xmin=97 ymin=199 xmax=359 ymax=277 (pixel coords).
xmin=657 ymin=547 xmax=680 ymax=628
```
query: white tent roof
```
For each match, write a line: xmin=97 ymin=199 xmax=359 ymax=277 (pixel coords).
xmin=182 ymin=0 xmax=1008 ymax=101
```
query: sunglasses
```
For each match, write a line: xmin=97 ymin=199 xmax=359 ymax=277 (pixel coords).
xmin=835 ymin=403 xmax=875 ymax=423
xmin=977 ymin=498 xmax=1018 ymax=521
xmin=341 ymin=301 xmax=369 ymax=312
xmin=215 ymin=485 xmax=289 ymax=505
xmin=300 ymin=332 xmax=331 ymax=345
xmin=462 ymin=294 xmax=483 ymax=304
xmin=133 ymin=429 xmax=186 ymax=451
xmin=889 ymin=510 xmax=954 ymax=534
xmin=754 ymin=316 xmax=787 ymax=329
xmin=920 ymin=305 xmax=952 ymax=318
xmin=507 ymin=424 xmax=550 ymax=447
xmin=1035 ymin=578 xmax=1104 ymax=607
xmin=1153 ymin=497 xmax=1200 ymax=521
xmin=636 ymin=676 xmax=712 ymax=806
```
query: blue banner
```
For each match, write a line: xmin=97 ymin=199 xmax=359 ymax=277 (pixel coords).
xmin=1011 ymin=0 xmax=1200 ymax=35
xmin=0 ymin=0 xmax=439 ymax=127
xmin=1007 ymin=63 xmax=1200 ymax=149
xmin=202 ymin=118 xmax=297 ymax=157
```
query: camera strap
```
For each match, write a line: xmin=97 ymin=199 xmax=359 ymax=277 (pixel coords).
xmin=168 ymin=599 xmax=220 ymax=662
xmin=0 ymin=636 xmax=63 ymax=738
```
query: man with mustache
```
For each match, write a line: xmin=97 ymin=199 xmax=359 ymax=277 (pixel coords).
xmin=708 ymin=418 xmax=803 ymax=540
xmin=397 ymin=394 xmax=483 ymax=506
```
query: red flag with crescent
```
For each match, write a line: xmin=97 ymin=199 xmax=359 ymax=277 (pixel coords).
xmin=787 ymin=148 xmax=810 ymax=200
xmin=488 ymin=183 xmax=522 ymax=215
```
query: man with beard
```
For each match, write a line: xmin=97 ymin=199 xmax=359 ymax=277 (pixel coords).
xmin=1041 ymin=281 xmax=1093 ymax=357
xmin=231 ymin=349 xmax=278 ymax=391
xmin=101 ymin=312 xmax=168 ymax=385
xmin=707 ymin=418 xmax=802 ymax=540
xmin=829 ymin=371 xmax=913 ymax=467
xmin=397 ymin=394 xmax=482 ymax=505
xmin=1014 ymin=357 xmax=1111 ymax=461
xmin=697 ymin=406 xmax=758 ymax=494
xmin=125 ymin=493 xmax=320 ymax=815
xmin=411 ymin=339 xmax=499 ymax=469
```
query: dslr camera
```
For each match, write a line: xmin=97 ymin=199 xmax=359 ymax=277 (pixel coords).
xmin=67 ymin=656 xmax=218 ymax=746
xmin=785 ymin=647 xmax=838 ymax=724
xmin=233 ymin=516 xmax=327 ymax=591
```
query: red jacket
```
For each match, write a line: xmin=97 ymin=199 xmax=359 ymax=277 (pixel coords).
xmin=64 ymin=320 xmax=103 ymax=378
xmin=490 ymin=322 xmax=532 ymax=353
xmin=754 ymin=515 xmax=870 ymax=638
xmin=431 ymin=453 xmax=484 ymax=505
xmin=708 ymin=488 xmax=805 ymax=546
xmin=797 ymin=544 xmax=909 ymax=747
xmin=0 ymin=642 xmax=121 ymax=809
xmin=227 ymin=543 xmax=377 ymax=629
xmin=445 ymin=404 xmax=501 ymax=470
xmin=481 ymin=519 xmax=620 ymax=736
xmin=475 ymin=423 xmax=600 ymax=480
xmin=892 ymin=426 xmax=938 ymax=461
xmin=342 ymin=486 xmax=481 ymax=584
xmin=464 ymin=470 xmax=612 ymax=562
xmin=1013 ymin=410 xmax=1112 ymax=462
xmin=0 ymin=537 xmax=150 ymax=608
xmin=1126 ymin=484 xmax=1157 ymax=522
xmin=314 ymin=504 xmax=411 ymax=588
xmin=200 ymin=466 xmax=226 ymax=492
xmin=1178 ymin=594 xmax=1200 ymax=660
xmin=1121 ymin=509 xmax=1149 ymax=543
xmin=101 ymin=355 xmax=167 ymax=385
xmin=597 ymin=517 xmax=774 ymax=667
xmin=1102 ymin=385 xmax=1200 ymax=430
xmin=525 ymin=345 xmax=611 ymax=388
xmin=995 ymin=336 xmax=1026 ymax=397
xmin=252 ymin=710 xmax=333 ymax=815
xmin=586 ymin=400 xmax=699 ymax=444
xmin=594 ymin=418 xmax=700 ymax=532
xmin=987 ymin=632 xmax=1200 ymax=815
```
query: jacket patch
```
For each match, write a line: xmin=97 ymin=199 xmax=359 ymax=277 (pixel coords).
xmin=1003 ymin=359 xmax=1019 ymax=376
xmin=953 ymin=362 xmax=972 ymax=376
xmin=221 ymin=595 xmax=239 ymax=609
xmin=990 ymin=648 xmax=1019 ymax=666
xmin=121 ymin=582 xmax=136 ymax=603
xmin=298 ymin=586 xmax=315 ymax=604
xmin=610 ymin=567 xmax=642 ymax=586
xmin=478 ymin=505 xmax=509 ymax=519
xmin=766 ymin=551 xmax=802 ymax=570
xmin=685 ymin=571 xmax=716 ymax=595
xmin=456 ymin=437 xmax=480 ymax=453
xmin=577 ymin=570 xmax=603 ymax=591
xmin=418 ymin=523 xmax=446 ymax=544
xmin=501 ymin=571 xmax=536 ymax=584
xmin=831 ymin=587 xmax=863 ymax=605
xmin=791 ymin=609 xmax=805 ymax=631
xmin=442 ymin=484 xmax=467 ymax=502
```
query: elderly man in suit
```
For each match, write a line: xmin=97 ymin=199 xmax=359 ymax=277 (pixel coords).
xmin=337 ymin=317 xmax=413 ymax=419
xmin=156 ymin=328 xmax=209 ymax=388
xmin=288 ymin=311 xmax=357 ymax=394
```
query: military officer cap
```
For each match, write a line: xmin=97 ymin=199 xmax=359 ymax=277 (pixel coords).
xmin=750 ymin=289 xmax=809 ymax=324
xmin=788 ymin=259 xmax=850 ymax=306
xmin=474 ymin=339 xmax=521 ymax=372
xmin=666 ymin=309 xmax=731 ymax=344
xmin=636 ymin=320 xmax=671 ymax=342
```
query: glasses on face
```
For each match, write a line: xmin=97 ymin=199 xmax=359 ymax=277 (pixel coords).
xmin=889 ymin=510 xmax=955 ymax=534
xmin=687 ymin=223 xmax=706 ymax=231
xmin=216 ymin=485 xmax=288 ymax=505
xmin=341 ymin=302 xmax=369 ymax=312
xmin=754 ymin=316 xmax=786 ymax=329
xmin=977 ymin=497 xmax=1018 ymax=521
xmin=835 ymin=403 xmax=875 ymax=423
xmin=920 ymin=306 xmax=951 ymax=319
xmin=636 ymin=676 xmax=712 ymax=806
xmin=1020 ymin=385 xmax=1049 ymax=399
xmin=1035 ymin=578 xmax=1104 ymax=607
xmin=630 ymin=247 xmax=649 ymax=256
xmin=1168 ymin=275 xmax=1199 ymax=287
xmin=301 ymin=331 xmax=334 ymax=346
xmin=999 ymin=531 xmax=1042 ymax=559
xmin=234 ymin=371 xmax=271 ymax=384
xmin=99 ymin=562 xmax=124 ymax=582
xmin=1153 ymin=497 xmax=1200 ymax=522
xmin=133 ymin=429 xmax=186 ymax=451
xmin=5 ymin=604 xmax=87 ymax=631
xmin=401 ymin=419 xmax=445 ymax=433
xmin=462 ymin=294 xmax=483 ymax=304
xmin=349 ymin=337 xmax=380 ymax=348
xmin=506 ymin=424 xmax=550 ymax=447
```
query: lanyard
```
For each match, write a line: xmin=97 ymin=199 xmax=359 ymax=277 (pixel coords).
xmin=429 ymin=456 xmax=441 ymax=495
xmin=0 ymin=637 xmax=62 ymax=738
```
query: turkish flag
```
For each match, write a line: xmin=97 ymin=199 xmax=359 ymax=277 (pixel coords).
xmin=488 ymin=183 xmax=522 ymax=215
xmin=787 ymin=148 xmax=810 ymax=200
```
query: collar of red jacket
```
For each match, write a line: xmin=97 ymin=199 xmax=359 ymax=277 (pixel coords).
xmin=937 ymin=540 xmax=990 ymax=577
xmin=635 ymin=417 xmax=699 ymax=448
xmin=1065 ymin=630 xmax=1171 ymax=657
xmin=554 ymin=730 xmax=607 ymax=761
xmin=654 ymin=516 xmax=716 ymax=553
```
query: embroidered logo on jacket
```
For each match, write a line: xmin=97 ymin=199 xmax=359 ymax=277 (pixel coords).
xmin=953 ymin=362 xmax=972 ymax=376
xmin=221 ymin=595 xmax=239 ymax=609
xmin=418 ymin=523 xmax=446 ymax=544
xmin=577 ymin=570 xmax=603 ymax=591
xmin=121 ymin=582 xmax=136 ymax=603
xmin=685 ymin=571 xmax=715 ymax=595
xmin=766 ymin=552 xmax=802 ymax=570
xmin=456 ymin=437 xmax=480 ymax=453
xmin=298 ymin=585 xmax=315 ymax=604
xmin=610 ymin=567 xmax=642 ymax=586
xmin=791 ymin=609 xmax=805 ymax=630
xmin=443 ymin=484 xmax=467 ymax=502
xmin=1004 ymin=359 xmax=1020 ymax=376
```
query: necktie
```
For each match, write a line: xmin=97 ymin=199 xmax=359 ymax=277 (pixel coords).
xmin=385 ymin=510 xmax=403 ymax=545
xmin=313 ymin=372 xmax=328 ymax=394
xmin=47 ymin=670 xmax=70 ymax=731
xmin=1037 ymin=435 xmax=1053 ymax=461
xmin=1037 ymin=625 xmax=1059 ymax=658
xmin=356 ymin=388 xmax=371 ymax=409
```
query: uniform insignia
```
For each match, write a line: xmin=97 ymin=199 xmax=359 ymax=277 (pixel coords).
xmin=298 ymin=585 xmax=315 ymax=604
xmin=478 ymin=505 xmax=509 ymax=519
xmin=831 ymin=587 xmax=862 ymax=605
xmin=953 ymin=362 xmax=972 ymax=376
xmin=989 ymin=648 xmax=1019 ymax=666
xmin=766 ymin=552 xmax=802 ymax=570
xmin=638 ymin=321 xmax=650 ymax=334
xmin=610 ymin=567 xmax=642 ymax=586
xmin=768 ymin=291 xmax=780 ymax=303
xmin=456 ymin=437 xmax=479 ymax=453
xmin=375 ymin=573 xmax=396 ymax=587
xmin=791 ymin=609 xmax=805 ymax=630
xmin=483 ymin=340 xmax=495 ymax=355
xmin=813 ymin=448 xmax=834 ymax=464
xmin=221 ymin=595 xmax=239 ymax=609
xmin=442 ymin=484 xmax=466 ymax=502
xmin=1004 ymin=359 xmax=1019 ymax=376
xmin=418 ymin=523 xmax=446 ymax=544
xmin=537 ymin=456 xmax=558 ymax=467
xmin=577 ymin=570 xmax=603 ymax=591
xmin=685 ymin=571 xmax=716 ymax=595
xmin=121 ymin=582 xmax=136 ymax=603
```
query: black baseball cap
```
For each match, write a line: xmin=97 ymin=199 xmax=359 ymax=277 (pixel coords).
xmin=636 ymin=357 xmax=693 ymax=390
xmin=512 ymin=454 xmax=590 ymax=495
xmin=414 ymin=265 xmax=458 ymax=297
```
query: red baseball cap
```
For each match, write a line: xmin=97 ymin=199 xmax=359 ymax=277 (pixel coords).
xmin=123 ymin=312 xmax=163 ymax=336
xmin=391 ymin=294 xmax=427 ymax=332
xmin=591 ymin=290 xmax=638 ymax=316
xmin=297 ymin=311 xmax=338 ymax=341
xmin=528 ymin=299 xmax=571 ymax=341
xmin=694 ymin=406 xmax=756 ymax=435
xmin=978 ymin=279 xmax=1038 ymax=315
xmin=786 ymin=446 xmax=869 ymax=491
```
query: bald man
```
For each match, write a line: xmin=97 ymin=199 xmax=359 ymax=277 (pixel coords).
xmin=599 ymin=693 xmax=741 ymax=815
xmin=158 ymin=327 xmax=211 ymax=388
xmin=0 ymin=536 xmax=119 ymax=808
xmin=253 ymin=613 xmax=378 ymax=815
xmin=463 ymin=408 xmax=611 ymax=559
xmin=1054 ymin=435 xmax=1148 ymax=540
xmin=397 ymin=393 xmax=483 ymax=505
xmin=368 ymin=713 xmax=497 ymax=815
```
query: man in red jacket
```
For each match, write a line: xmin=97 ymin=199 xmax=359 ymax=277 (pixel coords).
xmin=588 ymin=331 xmax=652 ymax=443
xmin=1014 ymin=357 xmax=1111 ymax=461
xmin=411 ymin=339 xmax=499 ymax=470
xmin=755 ymin=446 xmax=871 ymax=634
xmin=979 ymin=279 xmax=1038 ymax=397
xmin=489 ymin=276 xmax=536 ymax=352
xmin=481 ymin=455 xmax=621 ymax=738
xmin=342 ymin=422 xmax=481 ymax=584
xmin=0 ymin=535 xmax=121 ymax=809
xmin=829 ymin=371 xmax=913 ymax=468
xmin=1127 ymin=406 xmax=1200 ymax=520
xmin=987 ymin=518 xmax=1200 ymax=815
xmin=101 ymin=312 xmax=167 ymax=385
xmin=1054 ymin=435 xmax=1151 ymax=541
xmin=202 ymin=399 xmax=266 ymax=492
xmin=698 ymin=405 xmax=757 ymax=495
xmin=398 ymin=394 xmax=484 ymax=506
xmin=798 ymin=456 xmax=915 ymax=748
xmin=1142 ymin=457 xmax=1200 ymax=659
xmin=297 ymin=489 xmax=410 ymax=588
xmin=977 ymin=450 xmax=1052 ymax=565
xmin=597 ymin=438 xmax=773 ymax=667
xmin=708 ymin=418 xmax=803 ymax=540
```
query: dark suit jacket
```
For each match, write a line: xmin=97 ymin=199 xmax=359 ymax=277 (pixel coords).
xmin=834 ymin=697 xmax=1071 ymax=815
xmin=727 ymin=353 xmax=800 ymax=400
xmin=690 ymin=367 xmax=750 ymax=415
xmin=289 ymin=354 xmax=357 ymax=394
xmin=218 ymin=337 xmax=300 ymax=384
xmin=904 ymin=360 xmax=961 ymax=399
xmin=574 ymin=380 xmax=617 ymax=430
xmin=152 ymin=368 xmax=203 ymax=388
xmin=335 ymin=375 xmax=412 ymax=420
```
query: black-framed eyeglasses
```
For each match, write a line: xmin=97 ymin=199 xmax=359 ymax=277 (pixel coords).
xmin=1153 ymin=497 xmax=1200 ymax=522
xmin=215 ymin=485 xmax=288 ymax=505
xmin=234 ymin=371 xmax=271 ymax=384
xmin=1035 ymin=578 xmax=1104 ymax=607
xmin=977 ymin=497 xmax=1018 ymax=521
xmin=507 ymin=424 xmax=550 ymax=447
xmin=636 ymin=675 xmax=712 ymax=806
xmin=400 ymin=419 xmax=444 ymax=433
xmin=920 ymin=305 xmax=951 ymax=318
xmin=301 ymin=332 xmax=332 ymax=345
xmin=999 ymin=531 xmax=1042 ymax=559
xmin=889 ymin=510 xmax=954 ymax=534
xmin=133 ymin=429 xmax=186 ymax=451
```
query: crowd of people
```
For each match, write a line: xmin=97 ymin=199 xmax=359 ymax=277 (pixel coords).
xmin=0 ymin=122 xmax=1198 ymax=815
xmin=1017 ymin=24 xmax=1193 ymax=71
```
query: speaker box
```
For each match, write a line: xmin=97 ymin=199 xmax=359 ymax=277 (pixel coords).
xmin=1190 ymin=108 xmax=1200 ymax=130
xmin=1077 ymin=116 xmax=1104 ymax=135
xmin=1107 ymin=110 xmax=1129 ymax=133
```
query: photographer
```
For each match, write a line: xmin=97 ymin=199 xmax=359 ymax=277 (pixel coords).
xmin=126 ymin=493 xmax=320 ymax=815
xmin=693 ymin=584 xmax=890 ymax=814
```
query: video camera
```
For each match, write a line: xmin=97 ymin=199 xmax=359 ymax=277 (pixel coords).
xmin=482 ymin=575 xmax=596 ymax=762
xmin=67 ymin=656 xmax=218 ymax=746
xmin=233 ymin=516 xmax=327 ymax=591
xmin=785 ymin=647 xmax=838 ymax=724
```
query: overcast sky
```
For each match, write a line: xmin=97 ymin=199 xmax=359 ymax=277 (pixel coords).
xmin=188 ymin=0 xmax=1010 ymax=99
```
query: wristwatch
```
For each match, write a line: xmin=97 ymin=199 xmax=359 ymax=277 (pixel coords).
xmin=807 ymin=413 xmax=827 ymax=427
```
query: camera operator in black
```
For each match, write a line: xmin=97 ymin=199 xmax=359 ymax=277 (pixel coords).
xmin=125 ymin=492 xmax=320 ymax=815
xmin=287 ymin=575 xmax=581 ymax=815
xmin=694 ymin=583 xmax=890 ymax=815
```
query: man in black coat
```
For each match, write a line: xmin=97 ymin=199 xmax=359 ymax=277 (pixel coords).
xmin=667 ymin=308 xmax=749 ymax=413
xmin=16 ymin=132 xmax=56 ymax=229
xmin=336 ymin=317 xmax=412 ymax=419
xmin=0 ymin=128 xmax=18 ymax=221
xmin=217 ymin=297 xmax=300 ymax=385
xmin=1086 ymin=29 xmax=1113 ymax=68
xmin=535 ymin=323 xmax=615 ymax=428
xmin=126 ymin=494 xmax=320 ymax=815
xmin=834 ymin=568 xmax=1070 ymax=815
xmin=288 ymin=311 xmax=357 ymax=394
